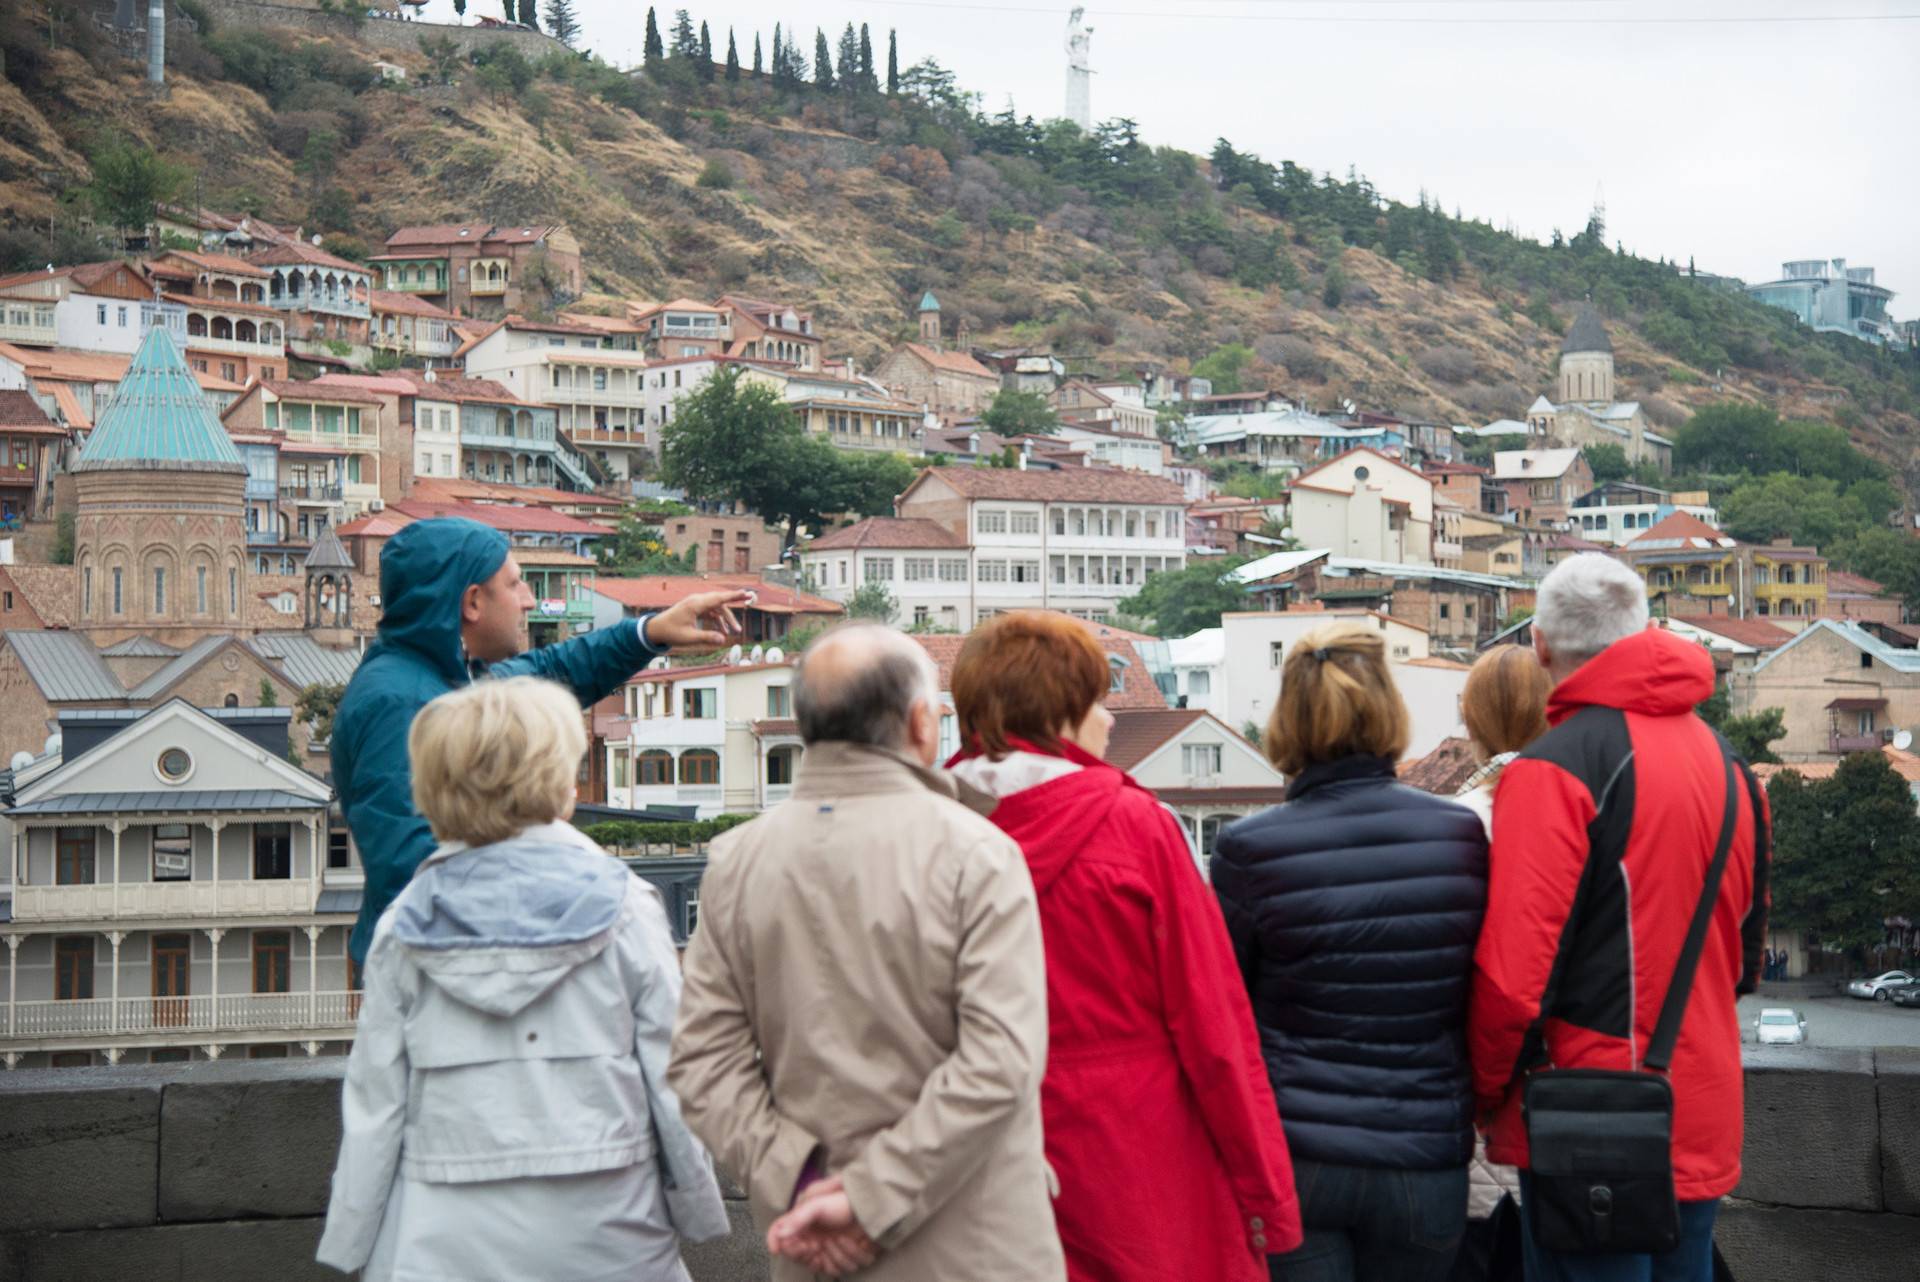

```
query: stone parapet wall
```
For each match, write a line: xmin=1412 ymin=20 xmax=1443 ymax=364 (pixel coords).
xmin=2 ymin=1047 xmax=1917 ymax=1280
xmin=192 ymin=0 xmax=569 ymax=60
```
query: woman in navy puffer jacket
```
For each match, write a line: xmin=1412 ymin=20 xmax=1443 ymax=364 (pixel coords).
xmin=1212 ymin=622 xmax=1488 ymax=1282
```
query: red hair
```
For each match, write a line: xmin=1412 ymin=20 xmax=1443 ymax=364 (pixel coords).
xmin=952 ymin=612 xmax=1108 ymax=758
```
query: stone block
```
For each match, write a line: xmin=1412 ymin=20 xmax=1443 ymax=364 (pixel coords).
xmin=684 ymin=1199 xmax=770 ymax=1282
xmin=1736 ymin=1045 xmax=1880 ymax=1211
xmin=0 ymin=1068 xmax=162 ymax=1233
xmin=0 ymin=1217 xmax=335 ymax=1282
xmin=1716 ymin=1200 xmax=1920 ymax=1282
xmin=158 ymin=1057 xmax=345 ymax=1222
xmin=1875 ymin=1047 xmax=1920 ymax=1215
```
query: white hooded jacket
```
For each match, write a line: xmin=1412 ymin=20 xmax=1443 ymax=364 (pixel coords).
xmin=317 ymin=821 xmax=728 ymax=1281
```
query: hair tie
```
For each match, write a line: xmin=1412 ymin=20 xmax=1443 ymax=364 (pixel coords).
xmin=1311 ymin=648 xmax=1331 ymax=661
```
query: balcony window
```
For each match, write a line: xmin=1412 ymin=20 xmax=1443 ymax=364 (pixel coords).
xmin=683 ymin=687 xmax=717 ymax=719
xmin=903 ymin=557 xmax=936 ymax=582
xmin=976 ymin=509 xmax=1008 ymax=535
xmin=253 ymin=930 xmax=292 ymax=994
xmin=153 ymin=823 xmax=192 ymax=880
xmin=767 ymin=748 xmax=796 ymax=786
xmin=54 ymin=937 xmax=94 ymax=1001
xmin=1181 ymin=744 xmax=1223 ymax=777
xmin=767 ymin=684 xmax=792 ymax=718
xmin=680 ymin=749 xmax=720 ymax=785
xmin=939 ymin=559 xmax=968 ymax=582
xmin=253 ymin=822 xmax=292 ymax=880
xmin=863 ymin=558 xmax=895 ymax=583
xmin=327 ymin=829 xmax=352 ymax=869
xmin=638 ymin=750 xmax=673 ymax=785
xmin=55 ymin=828 xmax=96 ymax=886
xmin=1011 ymin=511 xmax=1040 ymax=535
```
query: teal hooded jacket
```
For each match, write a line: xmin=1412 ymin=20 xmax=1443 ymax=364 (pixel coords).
xmin=333 ymin=517 xmax=661 ymax=963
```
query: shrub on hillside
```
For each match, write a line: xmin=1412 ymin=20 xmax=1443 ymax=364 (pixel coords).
xmin=696 ymin=158 xmax=734 ymax=189
xmin=1416 ymin=344 xmax=1479 ymax=384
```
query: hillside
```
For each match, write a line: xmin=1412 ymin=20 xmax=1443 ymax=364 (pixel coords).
xmin=3 ymin=0 xmax=1918 ymax=501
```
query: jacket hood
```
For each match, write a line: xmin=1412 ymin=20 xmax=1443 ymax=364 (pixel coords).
xmin=369 ymin=517 xmax=512 ymax=687
xmin=949 ymin=739 xmax=1135 ymax=892
xmin=1546 ymin=626 xmax=1714 ymax=725
xmin=390 ymin=823 xmax=630 ymax=1017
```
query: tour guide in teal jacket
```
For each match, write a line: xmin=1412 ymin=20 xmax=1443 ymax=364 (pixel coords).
xmin=334 ymin=517 xmax=745 ymax=964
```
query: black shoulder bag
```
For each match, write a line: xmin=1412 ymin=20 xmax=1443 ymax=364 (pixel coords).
xmin=1520 ymin=741 xmax=1741 ymax=1254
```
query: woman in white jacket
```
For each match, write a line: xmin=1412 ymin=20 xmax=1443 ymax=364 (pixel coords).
xmin=317 ymin=677 xmax=728 ymax=1282
xmin=1453 ymin=645 xmax=1551 ymax=1222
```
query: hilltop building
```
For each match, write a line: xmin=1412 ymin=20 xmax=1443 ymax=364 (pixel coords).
xmin=1747 ymin=259 xmax=1899 ymax=347
xmin=1519 ymin=306 xmax=1672 ymax=471
xmin=872 ymin=292 xmax=998 ymax=418
xmin=369 ymin=222 xmax=582 ymax=319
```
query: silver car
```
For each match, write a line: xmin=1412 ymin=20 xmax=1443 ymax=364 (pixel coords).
xmin=1753 ymin=1008 xmax=1807 ymax=1045
xmin=1846 ymin=970 xmax=1915 ymax=1001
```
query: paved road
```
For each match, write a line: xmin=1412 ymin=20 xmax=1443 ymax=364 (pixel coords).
xmin=1737 ymin=993 xmax=1920 ymax=1048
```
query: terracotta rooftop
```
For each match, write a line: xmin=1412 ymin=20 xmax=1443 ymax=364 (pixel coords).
xmin=256 ymin=379 xmax=385 ymax=405
xmin=1102 ymin=707 xmax=1206 ymax=772
xmin=805 ymin=517 xmax=966 ymax=552
xmin=370 ymin=289 xmax=459 ymax=319
xmin=0 ymin=390 xmax=62 ymax=434
xmin=898 ymin=342 xmax=995 ymax=379
xmin=1751 ymin=745 xmax=1920 ymax=787
xmin=1667 ymin=614 xmax=1797 ymax=650
xmin=914 ymin=465 xmax=1187 ymax=505
xmin=248 ymin=241 xmax=367 ymax=273
xmin=388 ymin=500 xmax=607 ymax=537
xmin=1398 ymin=736 xmax=1481 ymax=796
xmin=1626 ymin=510 xmax=1731 ymax=549
xmin=1 ymin=564 xmax=78 ymax=628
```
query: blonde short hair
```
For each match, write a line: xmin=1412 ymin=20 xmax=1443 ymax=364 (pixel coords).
xmin=409 ymin=676 xmax=586 ymax=847
xmin=1461 ymin=645 xmax=1551 ymax=761
xmin=1264 ymin=622 xmax=1411 ymax=777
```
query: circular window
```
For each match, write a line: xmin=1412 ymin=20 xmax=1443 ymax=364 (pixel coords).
xmin=1353 ymin=465 xmax=1371 ymax=481
xmin=157 ymin=748 xmax=194 ymax=783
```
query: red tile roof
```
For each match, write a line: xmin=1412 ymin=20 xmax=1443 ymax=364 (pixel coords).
xmin=898 ymin=342 xmax=995 ymax=379
xmin=910 ymin=619 xmax=1167 ymax=712
xmin=0 ymin=390 xmax=61 ymax=433
xmin=805 ymin=517 xmax=966 ymax=551
xmin=1827 ymin=570 xmax=1889 ymax=598
xmin=1 ymin=564 xmax=78 ymax=628
xmin=257 ymin=379 xmax=385 ymax=405
xmin=389 ymin=500 xmax=607 ymax=537
xmin=1627 ymin=510 xmax=1728 ymax=547
xmin=1398 ymin=737 xmax=1480 ymax=795
xmin=1103 ymin=708 xmax=1206 ymax=771
xmin=910 ymin=466 xmax=1187 ymax=506
xmin=249 ymin=241 xmax=367 ymax=273
xmin=370 ymin=289 xmax=459 ymax=319
xmin=1667 ymin=614 xmax=1797 ymax=650
xmin=158 ymin=249 xmax=269 ymax=277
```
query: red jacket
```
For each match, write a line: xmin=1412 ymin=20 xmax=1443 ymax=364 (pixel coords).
xmin=1468 ymin=629 xmax=1769 ymax=1201
xmin=955 ymin=741 xmax=1302 ymax=1280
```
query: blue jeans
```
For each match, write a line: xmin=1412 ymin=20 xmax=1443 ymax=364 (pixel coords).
xmin=1270 ymin=1159 xmax=1467 ymax=1282
xmin=1517 ymin=1173 xmax=1719 ymax=1282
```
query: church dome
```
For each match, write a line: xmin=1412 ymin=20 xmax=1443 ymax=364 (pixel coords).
xmin=1561 ymin=305 xmax=1613 ymax=356
xmin=74 ymin=325 xmax=246 ymax=474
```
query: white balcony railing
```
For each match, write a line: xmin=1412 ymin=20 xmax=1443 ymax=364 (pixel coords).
xmin=5 ymin=991 xmax=360 ymax=1040
xmin=0 ymin=315 xmax=57 ymax=345
xmin=183 ymin=334 xmax=283 ymax=357
xmin=762 ymin=785 xmax=792 ymax=807
xmin=10 ymin=879 xmax=318 ymax=923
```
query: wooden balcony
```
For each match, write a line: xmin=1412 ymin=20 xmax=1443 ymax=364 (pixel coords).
xmin=4 ymin=991 xmax=359 ymax=1041
xmin=10 ymin=878 xmax=317 ymax=924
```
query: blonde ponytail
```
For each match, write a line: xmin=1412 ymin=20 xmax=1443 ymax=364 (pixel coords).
xmin=1264 ymin=622 xmax=1411 ymax=777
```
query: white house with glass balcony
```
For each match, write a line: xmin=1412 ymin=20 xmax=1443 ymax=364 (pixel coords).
xmin=0 ymin=701 xmax=362 ymax=1070
xmin=604 ymin=660 xmax=799 ymax=820
xmin=461 ymin=322 xmax=654 ymax=480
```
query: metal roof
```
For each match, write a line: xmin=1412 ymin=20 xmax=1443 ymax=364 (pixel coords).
xmin=6 ymin=630 xmax=126 ymax=702
xmin=1561 ymin=304 xmax=1613 ymax=355
xmin=304 ymin=523 xmax=355 ymax=570
xmin=1325 ymin=556 xmax=1535 ymax=593
xmin=8 ymin=789 xmax=327 ymax=816
xmin=1754 ymin=619 xmax=1920 ymax=676
xmin=1229 ymin=548 xmax=1332 ymax=584
xmin=57 ymin=706 xmax=292 ymax=724
xmin=315 ymin=889 xmax=363 ymax=915
xmin=73 ymin=326 xmax=245 ymax=474
xmin=247 ymin=634 xmax=362 ymax=689
xmin=99 ymin=635 xmax=182 ymax=658
xmin=126 ymin=636 xmax=233 ymax=700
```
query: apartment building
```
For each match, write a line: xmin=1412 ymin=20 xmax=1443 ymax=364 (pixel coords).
xmin=0 ymin=261 xmax=180 ymax=356
xmin=1617 ymin=512 xmax=1829 ymax=621
xmin=1728 ymin=620 xmax=1920 ymax=761
xmin=1102 ymin=707 xmax=1287 ymax=859
xmin=248 ymin=241 xmax=374 ymax=372
xmin=221 ymin=381 xmax=388 ymax=521
xmin=369 ymin=290 xmax=460 ymax=366
xmin=602 ymin=659 xmax=801 ymax=819
xmin=799 ymin=467 xmax=1189 ymax=629
xmin=0 ymin=701 xmax=360 ymax=1069
xmin=1288 ymin=448 xmax=1436 ymax=565
xmin=1492 ymin=449 xmax=1596 ymax=528
xmin=145 ymin=251 xmax=287 ymax=385
xmin=370 ymin=222 xmax=582 ymax=318
xmin=1566 ymin=481 xmax=1718 ymax=547
xmin=460 ymin=318 xmax=652 ymax=479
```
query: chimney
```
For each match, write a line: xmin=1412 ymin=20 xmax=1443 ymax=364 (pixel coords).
xmin=147 ymin=0 xmax=165 ymax=84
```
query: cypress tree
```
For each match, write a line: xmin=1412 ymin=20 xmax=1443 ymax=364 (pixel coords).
xmin=697 ymin=20 xmax=714 ymax=81
xmin=771 ymin=24 xmax=784 ymax=87
xmin=726 ymin=28 xmax=740 ymax=81
xmin=452 ymin=0 xmax=465 ymax=19
xmin=886 ymin=29 xmax=898 ymax=95
xmin=858 ymin=23 xmax=875 ymax=91
xmin=836 ymin=23 xmax=860 ymax=94
xmin=643 ymin=7 xmax=663 ymax=65
xmin=752 ymin=32 xmax=763 ymax=77
xmin=813 ymin=28 xmax=834 ymax=90
xmin=518 ymin=0 xmax=535 ymax=30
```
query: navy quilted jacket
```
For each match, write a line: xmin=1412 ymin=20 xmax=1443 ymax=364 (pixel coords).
xmin=1211 ymin=754 xmax=1488 ymax=1170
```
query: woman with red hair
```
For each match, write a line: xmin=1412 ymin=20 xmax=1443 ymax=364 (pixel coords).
xmin=949 ymin=611 xmax=1301 ymax=1282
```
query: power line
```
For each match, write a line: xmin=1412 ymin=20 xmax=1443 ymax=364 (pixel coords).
xmin=855 ymin=0 xmax=1920 ymax=24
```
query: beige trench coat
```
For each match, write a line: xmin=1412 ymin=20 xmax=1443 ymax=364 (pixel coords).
xmin=668 ymin=742 xmax=1065 ymax=1282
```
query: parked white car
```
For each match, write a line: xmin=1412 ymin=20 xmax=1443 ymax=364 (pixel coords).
xmin=1753 ymin=1008 xmax=1807 ymax=1045
xmin=1846 ymin=970 xmax=1915 ymax=1002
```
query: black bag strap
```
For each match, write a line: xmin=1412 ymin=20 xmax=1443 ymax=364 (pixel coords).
xmin=1643 ymin=741 xmax=1740 ymax=1073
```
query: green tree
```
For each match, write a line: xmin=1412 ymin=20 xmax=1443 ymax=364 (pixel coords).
xmin=518 ymin=0 xmax=536 ymax=29
xmin=846 ymin=581 xmax=898 ymax=624
xmin=1321 ymin=264 xmax=1348 ymax=309
xmin=1119 ymin=557 xmax=1252 ymax=637
xmin=82 ymin=135 xmax=187 ymax=241
xmin=836 ymin=23 xmax=860 ymax=94
xmin=751 ymin=31 xmax=762 ymax=77
xmin=643 ymin=7 xmax=663 ymax=65
xmin=50 ymin=511 xmax=75 ymax=564
xmin=980 ymin=389 xmax=1059 ymax=436
xmin=597 ymin=507 xmax=697 ymax=575
xmin=1768 ymin=755 xmax=1920 ymax=957
xmin=697 ymin=20 xmax=713 ymax=81
xmin=724 ymin=28 xmax=740 ymax=81
xmin=419 ymin=33 xmax=462 ymax=83
xmin=886 ymin=28 xmax=898 ymax=94
xmin=296 ymin=683 xmax=347 ymax=744
xmin=452 ymin=0 xmax=465 ymax=19
xmin=813 ymin=28 xmax=834 ymax=90
xmin=544 ymin=0 xmax=577 ymax=46
xmin=770 ymin=24 xmax=785 ymax=85
xmin=258 ymin=678 xmax=279 ymax=708
xmin=669 ymin=9 xmax=697 ymax=58
xmin=858 ymin=23 xmax=876 ymax=91
xmin=1839 ymin=527 xmax=1920 ymax=612
xmin=1191 ymin=343 xmax=1254 ymax=395
xmin=1581 ymin=443 xmax=1630 ymax=483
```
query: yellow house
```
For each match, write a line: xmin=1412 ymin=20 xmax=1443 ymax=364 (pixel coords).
xmin=1619 ymin=512 xmax=1826 ymax=622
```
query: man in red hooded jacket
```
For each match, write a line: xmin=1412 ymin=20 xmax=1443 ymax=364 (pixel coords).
xmin=1469 ymin=554 xmax=1768 ymax=1282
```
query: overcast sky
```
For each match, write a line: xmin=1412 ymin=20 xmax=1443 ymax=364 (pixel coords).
xmin=418 ymin=0 xmax=1920 ymax=319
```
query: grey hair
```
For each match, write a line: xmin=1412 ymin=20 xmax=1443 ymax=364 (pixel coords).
xmin=1534 ymin=553 xmax=1650 ymax=666
xmin=793 ymin=624 xmax=940 ymax=749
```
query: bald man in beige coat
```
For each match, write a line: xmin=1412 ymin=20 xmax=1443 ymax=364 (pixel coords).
xmin=668 ymin=625 xmax=1064 ymax=1280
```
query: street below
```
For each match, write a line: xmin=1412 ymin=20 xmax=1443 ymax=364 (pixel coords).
xmin=1737 ymin=993 xmax=1920 ymax=1049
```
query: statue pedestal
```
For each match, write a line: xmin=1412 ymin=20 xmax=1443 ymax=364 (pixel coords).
xmin=1065 ymin=68 xmax=1091 ymax=131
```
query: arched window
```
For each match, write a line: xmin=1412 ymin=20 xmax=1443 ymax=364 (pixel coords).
xmin=679 ymin=749 xmax=719 ymax=786
xmin=223 ymin=693 xmax=239 ymax=707
xmin=151 ymin=565 xmax=167 ymax=615
xmin=637 ymin=750 xmax=673 ymax=786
